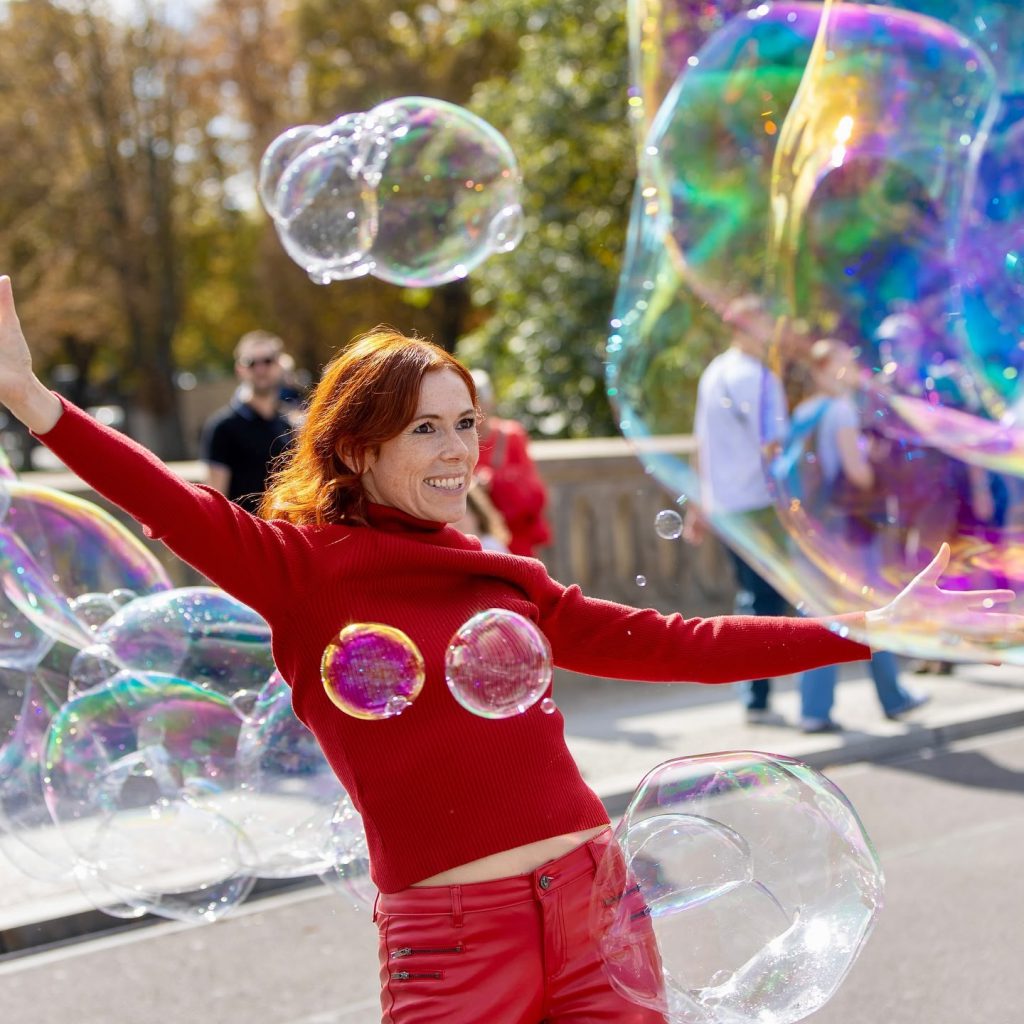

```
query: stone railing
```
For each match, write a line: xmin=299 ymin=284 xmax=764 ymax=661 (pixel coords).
xmin=21 ymin=435 xmax=738 ymax=617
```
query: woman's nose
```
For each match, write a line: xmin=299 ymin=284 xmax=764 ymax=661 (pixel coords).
xmin=440 ymin=429 xmax=470 ymax=459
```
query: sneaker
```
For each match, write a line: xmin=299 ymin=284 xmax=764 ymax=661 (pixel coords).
xmin=745 ymin=709 xmax=787 ymax=726
xmin=800 ymin=718 xmax=842 ymax=734
xmin=885 ymin=692 xmax=931 ymax=721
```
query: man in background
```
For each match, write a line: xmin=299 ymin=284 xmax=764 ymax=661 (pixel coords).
xmin=683 ymin=295 xmax=795 ymax=724
xmin=471 ymin=369 xmax=552 ymax=558
xmin=200 ymin=330 xmax=300 ymax=513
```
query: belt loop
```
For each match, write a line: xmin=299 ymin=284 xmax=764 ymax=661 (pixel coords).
xmin=450 ymin=885 xmax=464 ymax=928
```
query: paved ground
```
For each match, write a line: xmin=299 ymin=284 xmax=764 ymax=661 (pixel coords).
xmin=2 ymin=657 xmax=1022 ymax=953
xmin=1 ymin=659 xmax=1022 ymax=1023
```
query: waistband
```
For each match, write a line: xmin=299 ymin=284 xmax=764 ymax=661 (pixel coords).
xmin=376 ymin=829 xmax=617 ymax=919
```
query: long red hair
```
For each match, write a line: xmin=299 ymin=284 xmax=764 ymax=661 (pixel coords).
xmin=260 ymin=329 xmax=478 ymax=525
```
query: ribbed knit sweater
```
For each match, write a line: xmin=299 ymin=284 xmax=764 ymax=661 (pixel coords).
xmin=37 ymin=397 xmax=872 ymax=892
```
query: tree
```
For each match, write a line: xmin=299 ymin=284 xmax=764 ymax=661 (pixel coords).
xmin=460 ymin=0 xmax=636 ymax=437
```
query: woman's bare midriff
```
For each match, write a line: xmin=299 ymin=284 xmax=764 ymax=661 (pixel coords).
xmin=411 ymin=825 xmax=610 ymax=887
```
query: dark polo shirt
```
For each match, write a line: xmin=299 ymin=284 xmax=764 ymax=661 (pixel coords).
xmin=199 ymin=397 xmax=295 ymax=513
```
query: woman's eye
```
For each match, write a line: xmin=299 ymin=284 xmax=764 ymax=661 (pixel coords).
xmin=411 ymin=422 xmax=434 ymax=434
xmin=458 ymin=417 xmax=477 ymax=430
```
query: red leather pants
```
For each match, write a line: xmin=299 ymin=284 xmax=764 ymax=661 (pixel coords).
xmin=373 ymin=831 xmax=666 ymax=1024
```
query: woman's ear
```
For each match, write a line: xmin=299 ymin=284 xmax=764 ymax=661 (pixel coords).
xmin=336 ymin=444 xmax=367 ymax=476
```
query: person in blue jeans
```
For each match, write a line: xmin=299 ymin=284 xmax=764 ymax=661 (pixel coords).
xmin=684 ymin=295 xmax=808 ymax=724
xmin=792 ymin=339 xmax=929 ymax=732
xmin=727 ymin=551 xmax=792 ymax=722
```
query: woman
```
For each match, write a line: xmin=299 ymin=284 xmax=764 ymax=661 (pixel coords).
xmin=793 ymin=339 xmax=929 ymax=732
xmin=0 ymin=277 xmax=1014 ymax=1023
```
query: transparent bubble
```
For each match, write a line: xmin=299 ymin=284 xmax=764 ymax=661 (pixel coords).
xmin=590 ymin=752 xmax=883 ymax=1024
xmin=445 ymin=608 xmax=552 ymax=719
xmin=68 ymin=642 xmax=122 ymax=698
xmin=366 ymin=95 xmax=524 ymax=287
xmin=320 ymin=623 xmax=425 ymax=720
xmin=654 ymin=509 xmax=684 ymax=540
xmin=257 ymin=123 xmax=321 ymax=219
xmin=609 ymin=1 xmax=1024 ymax=663
xmin=69 ymin=592 xmax=120 ymax=632
xmin=319 ymin=793 xmax=377 ymax=910
xmin=234 ymin=671 xmax=346 ymax=878
xmin=43 ymin=671 xmax=256 ymax=923
xmin=635 ymin=574 xmax=647 ymax=588
xmin=540 ymin=697 xmax=557 ymax=715
xmin=273 ymin=114 xmax=380 ymax=284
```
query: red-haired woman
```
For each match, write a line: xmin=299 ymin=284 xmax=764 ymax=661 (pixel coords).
xmin=0 ymin=275 xmax=1014 ymax=1024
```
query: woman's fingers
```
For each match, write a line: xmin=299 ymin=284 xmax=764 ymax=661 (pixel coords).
xmin=913 ymin=542 xmax=951 ymax=588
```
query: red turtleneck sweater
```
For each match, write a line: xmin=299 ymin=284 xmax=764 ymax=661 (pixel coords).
xmin=37 ymin=398 xmax=871 ymax=892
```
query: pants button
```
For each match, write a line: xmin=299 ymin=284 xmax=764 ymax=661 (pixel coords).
xmin=539 ymin=874 xmax=553 ymax=890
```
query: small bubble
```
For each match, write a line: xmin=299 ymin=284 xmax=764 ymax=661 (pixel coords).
xmin=540 ymin=698 xmax=557 ymax=715
xmin=636 ymin=575 xmax=648 ymax=588
xmin=654 ymin=509 xmax=683 ymax=540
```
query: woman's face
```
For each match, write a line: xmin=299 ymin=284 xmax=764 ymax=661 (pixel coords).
xmin=359 ymin=368 xmax=480 ymax=522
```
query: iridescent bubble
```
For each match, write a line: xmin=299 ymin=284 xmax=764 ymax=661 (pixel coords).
xmin=234 ymin=671 xmax=346 ymax=878
xmin=0 ymin=481 xmax=170 ymax=659
xmin=0 ymin=667 xmax=77 ymax=882
xmin=364 ymin=95 xmax=524 ymax=287
xmin=320 ymin=623 xmax=425 ymax=721
xmin=635 ymin=575 xmax=647 ymax=588
xmin=43 ymin=671 xmax=256 ymax=923
xmin=540 ymin=697 xmax=557 ymax=715
xmin=654 ymin=509 xmax=684 ymax=540
xmin=272 ymin=114 xmax=381 ymax=284
xmin=445 ymin=609 xmax=552 ymax=719
xmin=609 ymin=1 xmax=1024 ymax=663
xmin=590 ymin=752 xmax=883 ymax=1024
xmin=91 ymin=586 xmax=275 ymax=697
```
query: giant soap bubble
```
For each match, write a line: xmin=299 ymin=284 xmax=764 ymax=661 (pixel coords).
xmin=590 ymin=752 xmax=883 ymax=1024
xmin=609 ymin=1 xmax=1024 ymax=662
xmin=43 ymin=671 xmax=256 ymax=923
xmin=261 ymin=96 xmax=524 ymax=286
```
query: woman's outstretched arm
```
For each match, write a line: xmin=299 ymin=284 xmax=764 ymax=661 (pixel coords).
xmin=0 ymin=276 xmax=297 ymax=620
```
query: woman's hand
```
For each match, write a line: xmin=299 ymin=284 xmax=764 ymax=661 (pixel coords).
xmin=865 ymin=542 xmax=1021 ymax=640
xmin=0 ymin=276 xmax=62 ymax=433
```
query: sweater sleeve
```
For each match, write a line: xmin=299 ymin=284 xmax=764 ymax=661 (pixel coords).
xmin=33 ymin=396 xmax=294 ymax=621
xmin=536 ymin=579 xmax=871 ymax=683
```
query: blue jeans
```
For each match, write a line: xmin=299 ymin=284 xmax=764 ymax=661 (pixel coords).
xmin=728 ymin=552 xmax=789 ymax=711
xmin=801 ymin=651 xmax=911 ymax=721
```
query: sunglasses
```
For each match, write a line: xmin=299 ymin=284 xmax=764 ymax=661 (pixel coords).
xmin=239 ymin=355 xmax=279 ymax=368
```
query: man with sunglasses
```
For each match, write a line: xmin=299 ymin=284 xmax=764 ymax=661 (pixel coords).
xmin=200 ymin=330 xmax=300 ymax=513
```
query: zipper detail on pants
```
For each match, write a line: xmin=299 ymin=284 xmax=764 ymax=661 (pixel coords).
xmin=391 ymin=970 xmax=444 ymax=981
xmin=390 ymin=945 xmax=464 ymax=958
xmin=603 ymin=882 xmax=641 ymax=906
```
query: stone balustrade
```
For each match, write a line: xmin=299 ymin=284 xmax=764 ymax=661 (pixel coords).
xmin=21 ymin=435 xmax=738 ymax=617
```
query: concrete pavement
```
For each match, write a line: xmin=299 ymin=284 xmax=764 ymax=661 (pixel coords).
xmin=1 ymin=658 xmax=1023 ymax=958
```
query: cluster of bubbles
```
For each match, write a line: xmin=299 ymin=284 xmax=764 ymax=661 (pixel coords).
xmin=0 ymin=465 xmax=373 ymax=924
xmin=0 ymin=462 xmax=559 ymax=928
xmin=319 ymin=608 xmax=556 ymax=722
xmin=259 ymin=96 xmax=525 ymax=287
xmin=590 ymin=751 xmax=883 ymax=1024
xmin=609 ymin=1 xmax=1024 ymax=663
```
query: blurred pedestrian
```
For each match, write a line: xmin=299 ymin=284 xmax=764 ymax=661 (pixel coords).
xmin=200 ymin=330 xmax=300 ymax=513
xmin=471 ymin=369 xmax=552 ymax=557
xmin=791 ymin=338 xmax=929 ymax=731
xmin=454 ymin=477 xmax=512 ymax=552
